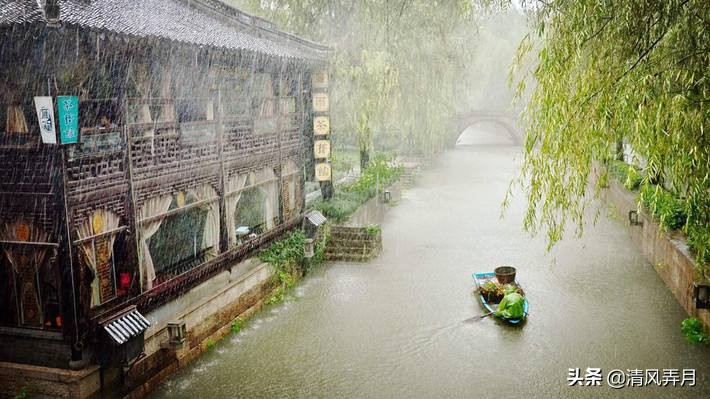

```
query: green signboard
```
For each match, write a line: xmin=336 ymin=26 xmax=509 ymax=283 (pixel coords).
xmin=57 ymin=96 xmax=79 ymax=144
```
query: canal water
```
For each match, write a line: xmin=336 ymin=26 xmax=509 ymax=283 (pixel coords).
xmin=152 ymin=122 xmax=710 ymax=398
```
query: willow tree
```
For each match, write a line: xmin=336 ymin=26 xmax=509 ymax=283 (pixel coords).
xmin=230 ymin=0 xmax=479 ymax=165
xmin=342 ymin=50 xmax=397 ymax=170
xmin=508 ymin=0 xmax=708 ymax=270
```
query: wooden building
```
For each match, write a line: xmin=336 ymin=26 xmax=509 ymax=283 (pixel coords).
xmin=0 ymin=0 xmax=328 ymax=389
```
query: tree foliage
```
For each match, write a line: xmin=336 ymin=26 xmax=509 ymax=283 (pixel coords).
xmin=229 ymin=0 xmax=487 ymax=164
xmin=509 ymin=0 xmax=709 ymax=271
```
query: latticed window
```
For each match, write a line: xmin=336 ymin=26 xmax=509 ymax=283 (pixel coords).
xmin=253 ymin=73 xmax=277 ymax=135
xmin=149 ymin=194 xmax=208 ymax=280
xmin=137 ymin=185 xmax=220 ymax=289
xmin=225 ymin=168 xmax=279 ymax=247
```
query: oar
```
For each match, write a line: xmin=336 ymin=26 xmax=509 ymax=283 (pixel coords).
xmin=462 ymin=311 xmax=494 ymax=323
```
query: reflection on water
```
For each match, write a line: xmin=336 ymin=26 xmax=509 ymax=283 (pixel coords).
xmin=152 ymin=124 xmax=710 ymax=398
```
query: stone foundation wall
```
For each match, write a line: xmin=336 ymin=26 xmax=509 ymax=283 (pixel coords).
xmin=603 ymin=178 xmax=709 ymax=331
xmin=122 ymin=258 xmax=277 ymax=397
xmin=346 ymin=181 xmax=403 ymax=227
xmin=0 ymin=362 xmax=100 ymax=399
xmin=0 ymin=257 xmax=278 ymax=399
xmin=0 ymin=330 xmax=71 ymax=369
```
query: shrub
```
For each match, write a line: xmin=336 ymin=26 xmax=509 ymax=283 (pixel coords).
xmin=204 ymin=339 xmax=216 ymax=351
xmin=313 ymin=154 xmax=402 ymax=222
xmin=624 ymin=165 xmax=642 ymax=190
xmin=231 ymin=317 xmax=244 ymax=334
xmin=265 ymin=286 xmax=285 ymax=305
xmin=681 ymin=317 xmax=708 ymax=344
xmin=640 ymin=184 xmax=687 ymax=230
xmin=687 ymin=225 xmax=710 ymax=272
xmin=312 ymin=190 xmax=368 ymax=222
xmin=14 ymin=385 xmax=33 ymax=399
xmin=364 ymin=224 xmax=381 ymax=237
xmin=608 ymin=160 xmax=642 ymax=190
xmin=347 ymin=154 xmax=403 ymax=196
xmin=259 ymin=230 xmax=305 ymax=276
xmin=608 ymin=160 xmax=629 ymax=182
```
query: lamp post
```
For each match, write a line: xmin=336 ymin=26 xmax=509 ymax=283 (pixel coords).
xmin=303 ymin=238 xmax=315 ymax=259
xmin=694 ymin=283 xmax=710 ymax=309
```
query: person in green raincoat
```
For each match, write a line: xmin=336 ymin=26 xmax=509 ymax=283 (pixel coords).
xmin=495 ymin=284 xmax=525 ymax=319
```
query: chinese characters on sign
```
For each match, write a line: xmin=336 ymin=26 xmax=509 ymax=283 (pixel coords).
xmin=312 ymin=70 xmax=331 ymax=183
xmin=57 ymin=95 xmax=79 ymax=144
xmin=314 ymin=140 xmax=331 ymax=159
xmin=315 ymin=162 xmax=332 ymax=182
xmin=313 ymin=93 xmax=329 ymax=113
xmin=33 ymin=96 xmax=57 ymax=144
xmin=313 ymin=116 xmax=330 ymax=135
xmin=567 ymin=368 xmax=696 ymax=389
xmin=312 ymin=71 xmax=329 ymax=88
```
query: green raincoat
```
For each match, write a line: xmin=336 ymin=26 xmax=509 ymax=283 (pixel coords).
xmin=494 ymin=292 xmax=525 ymax=319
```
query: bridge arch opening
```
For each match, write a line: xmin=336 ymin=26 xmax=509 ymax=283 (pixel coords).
xmin=455 ymin=119 xmax=520 ymax=146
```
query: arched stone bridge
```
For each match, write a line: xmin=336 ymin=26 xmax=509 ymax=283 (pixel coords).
xmin=453 ymin=110 xmax=522 ymax=145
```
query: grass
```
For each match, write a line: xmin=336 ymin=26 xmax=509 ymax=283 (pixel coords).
xmin=312 ymin=154 xmax=403 ymax=222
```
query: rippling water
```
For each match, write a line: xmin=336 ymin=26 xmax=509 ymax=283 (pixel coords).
xmin=151 ymin=123 xmax=710 ymax=398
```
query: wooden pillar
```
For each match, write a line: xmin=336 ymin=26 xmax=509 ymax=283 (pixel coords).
xmin=215 ymin=87 xmax=227 ymax=254
xmin=57 ymin=148 xmax=84 ymax=363
xmin=297 ymin=68 xmax=307 ymax=212
xmin=276 ymin=60 xmax=285 ymax=226
xmin=122 ymin=97 xmax=141 ymax=295
xmin=45 ymin=38 xmax=82 ymax=362
xmin=121 ymin=95 xmax=146 ymax=297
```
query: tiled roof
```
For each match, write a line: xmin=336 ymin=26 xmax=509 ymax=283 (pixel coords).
xmin=304 ymin=210 xmax=327 ymax=226
xmin=0 ymin=0 xmax=330 ymax=62
xmin=0 ymin=0 xmax=44 ymax=24
xmin=101 ymin=307 xmax=150 ymax=345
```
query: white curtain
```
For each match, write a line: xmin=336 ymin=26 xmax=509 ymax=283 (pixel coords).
xmin=129 ymin=61 xmax=155 ymax=154
xmin=225 ymin=173 xmax=249 ymax=247
xmin=159 ymin=65 xmax=175 ymax=123
xmin=253 ymin=167 xmax=278 ymax=230
xmin=75 ymin=209 xmax=120 ymax=307
xmin=187 ymin=184 xmax=220 ymax=258
xmin=138 ymin=195 xmax=172 ymax=290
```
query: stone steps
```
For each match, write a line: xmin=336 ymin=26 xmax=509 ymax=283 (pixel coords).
xmin=325 ymin=253 xmax=376 ymax=262
xmin=325 ymin=225 xmax=382 ymax=263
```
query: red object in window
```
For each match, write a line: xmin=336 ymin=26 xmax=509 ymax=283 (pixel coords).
xmin=119 ymin=272 xmax=131 ymax=290
xmin=55 ymin=315 xmax=62 ymax=328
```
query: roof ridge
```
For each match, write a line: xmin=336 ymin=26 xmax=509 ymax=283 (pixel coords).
xmin=185 ymin=0 xmax=331 ymax=52
xmin=1 ymin=0 xmax=331 ymax=62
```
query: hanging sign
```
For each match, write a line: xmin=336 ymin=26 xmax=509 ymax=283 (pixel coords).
xmin=33 ymin=97 xmax=57 ymax=144
xmin=314 ymin=140 xmax=331 ymax=159
xmin=312 ymin=71 xmax=328 ymax=88
xmin=57 ymin=95 xmax=79 ymax=144
xmin=315 ymin=162 xmax=332 ymax=182
xmin=313 ymin=93 xmax=329 ymax=112
xmin=313 ymin=116 xmax=330 ymax=135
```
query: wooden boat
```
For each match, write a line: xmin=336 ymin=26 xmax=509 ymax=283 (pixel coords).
xmin=472 ymin=271 xmax=529 ymax=325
